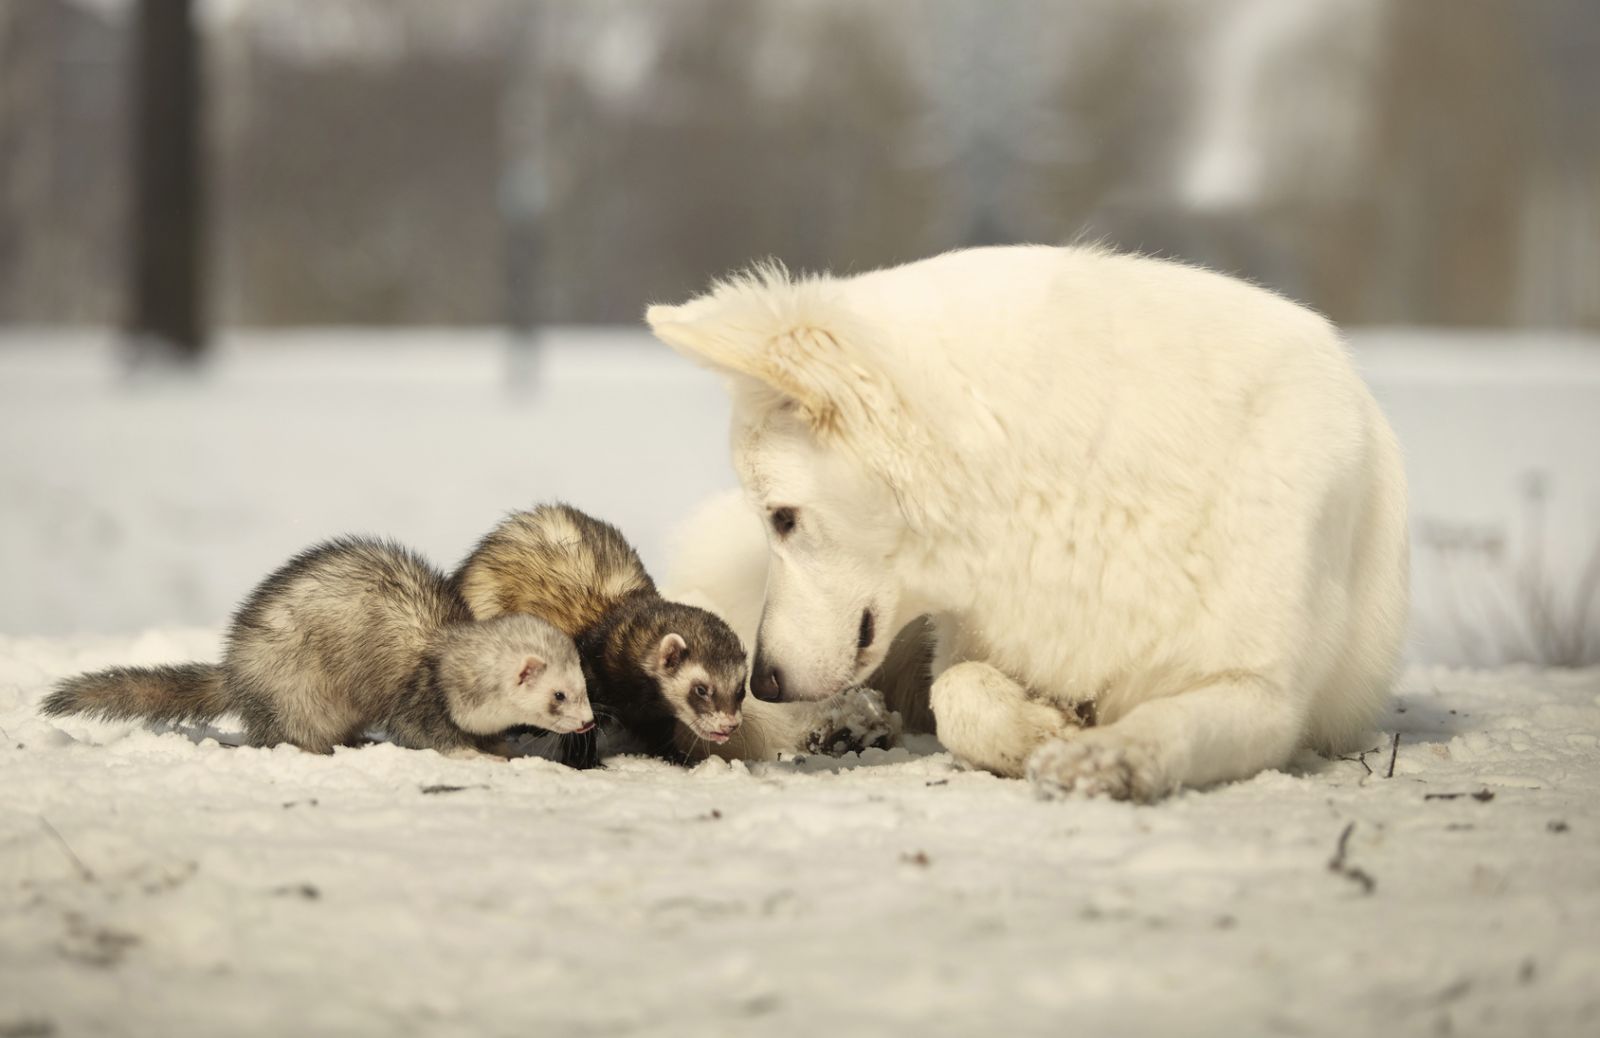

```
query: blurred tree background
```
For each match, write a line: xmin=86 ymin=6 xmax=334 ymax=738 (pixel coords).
xmin=2 ymin=0 xmax=1598 ymax=331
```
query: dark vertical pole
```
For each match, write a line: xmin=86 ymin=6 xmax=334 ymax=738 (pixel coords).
xmin=501 ymin=3 xmax=546 ymax=388
xmin=129 ymin=0 xmax=205 ymax=362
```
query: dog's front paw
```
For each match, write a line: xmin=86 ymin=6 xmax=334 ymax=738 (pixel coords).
xmin=804 ymin=686 xmax=902 ymax=755
xmin=1026 ymin=733 xmax=1168 ymax=803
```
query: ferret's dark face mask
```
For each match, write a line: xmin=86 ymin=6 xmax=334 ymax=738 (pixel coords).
xmin=654 ymin=632 xmax=745 ymax=744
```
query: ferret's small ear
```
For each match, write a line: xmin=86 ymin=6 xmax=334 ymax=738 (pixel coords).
xmin=657 ymin=633 xmax=688 ymax=673
xmin=517 ymin=655 xmax=547 ymax=685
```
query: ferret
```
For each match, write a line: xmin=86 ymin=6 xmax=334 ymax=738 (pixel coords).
xmin=451 ymin=504 xmax=747 ymax=767
xmin=42 ymin=537 xmax=593 ymax=757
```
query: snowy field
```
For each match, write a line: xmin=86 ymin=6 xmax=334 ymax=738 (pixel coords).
xmin=2 ymin=328 xmax=1598 ymax=1035
xmin=3 ymin=646 xmax=1598 ymax=1036
xmin=0 ymin=329 xmax=740 ymax=639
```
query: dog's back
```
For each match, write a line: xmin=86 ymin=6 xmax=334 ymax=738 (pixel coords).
xmin=842 ymin=246 xmax=1406 ymax=739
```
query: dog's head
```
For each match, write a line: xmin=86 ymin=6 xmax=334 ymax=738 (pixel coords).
xmin=648 ymin=265 xmax=928 ymax=702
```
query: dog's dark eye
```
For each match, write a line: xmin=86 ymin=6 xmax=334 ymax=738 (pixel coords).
xmin=857 ymin=609 xmax=875 ymax=651
xmin=553 ymin=691 xmax=566 ymax=703
xmin=770 ymin=507 xmax=797 ymax=537
xmin=692 ymin=683 xmax=711 ymax=700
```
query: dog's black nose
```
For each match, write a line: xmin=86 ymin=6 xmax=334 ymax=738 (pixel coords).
xmin=751 ymin=659 xmax=784 ymax=702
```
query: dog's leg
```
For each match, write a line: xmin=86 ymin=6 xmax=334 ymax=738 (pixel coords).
xmin=1027 ymin=672 xmax=1304 ymax=802
xmin=930 ymin=661 xmax=1080 ymax=778
xmin=684 ymin=687 xmax=900 ymax=761
xmin=698 ymin=698 xmax=811 ymax=760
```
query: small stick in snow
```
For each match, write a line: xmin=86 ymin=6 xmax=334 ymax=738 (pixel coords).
xmin=39 ymin=816 xmax=95 ymax=883
xmin=1424 ymin=789 xmax=1495 ymax=802
xmin=1384 ymin=732 xmax=1400 ymax=779
xmin=1329 ymin=822 xmax=1355 ymax=868
xmin=1327 ymin=822 xmax=1376 ymax=895
xmin=1337 ymin=745 xmax=1379 ymax=776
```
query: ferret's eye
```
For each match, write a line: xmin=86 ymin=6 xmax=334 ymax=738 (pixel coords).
xmin=553 ymin=691 xmax=566 ymax=703
xmin=692 ymin=683 xmax=710 ymax=700
xmin=770 ymin=507 xmax=797 ymax=537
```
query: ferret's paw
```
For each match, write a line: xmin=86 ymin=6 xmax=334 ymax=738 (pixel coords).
xmin=1026 ymin=732 xmax=1168 ymax=803
xmin=804 ymin=686 xmax=902 ymax=755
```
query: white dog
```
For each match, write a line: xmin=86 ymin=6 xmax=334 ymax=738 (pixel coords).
xmin=649 ymin=245 xmax=1408 ymax=801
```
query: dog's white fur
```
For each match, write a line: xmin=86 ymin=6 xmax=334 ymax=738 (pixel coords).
xmin=649 ymin=245 xmax=1409 ymax=800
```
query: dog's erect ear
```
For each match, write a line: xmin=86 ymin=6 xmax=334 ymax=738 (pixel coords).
xmin=645 ymin=265 xmax=887 ymax=435
xmin=645 ymin=262 xmax=801 ymax=379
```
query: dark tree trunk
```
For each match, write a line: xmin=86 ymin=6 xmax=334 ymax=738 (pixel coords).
xmin=129 ymin=0 xmax=205 ymax=361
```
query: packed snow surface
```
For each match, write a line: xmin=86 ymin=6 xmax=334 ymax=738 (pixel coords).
xmin=2 ymin=641 xmax=1598 ymax=1036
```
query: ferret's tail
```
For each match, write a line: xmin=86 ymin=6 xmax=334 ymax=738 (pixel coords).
xmin=41 ymin=663 xmax=229 ymax=725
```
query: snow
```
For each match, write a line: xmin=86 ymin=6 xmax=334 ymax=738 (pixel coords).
xmin=0 ymin=328 xmax=735 ymax=639
xmin=1352 ymin=331 xmax=1600 ymax=666
xmin=3 ymin=637 xmax=1598 ymax=1035
xmin=2 ymin=326 xmax=1598 ymax=1033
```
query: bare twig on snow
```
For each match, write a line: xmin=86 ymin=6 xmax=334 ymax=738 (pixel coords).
xmin=1328 ymin=821 xmax=1376 ymax=895
xmin=39 ymin=816 xmax=95 ymax=883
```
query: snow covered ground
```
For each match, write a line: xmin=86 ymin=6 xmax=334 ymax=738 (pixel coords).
xmin=3 ymin=640 xmax=1598 ymax=1036
xmin=1 ymin=327 xmax=1597 ymax=1035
